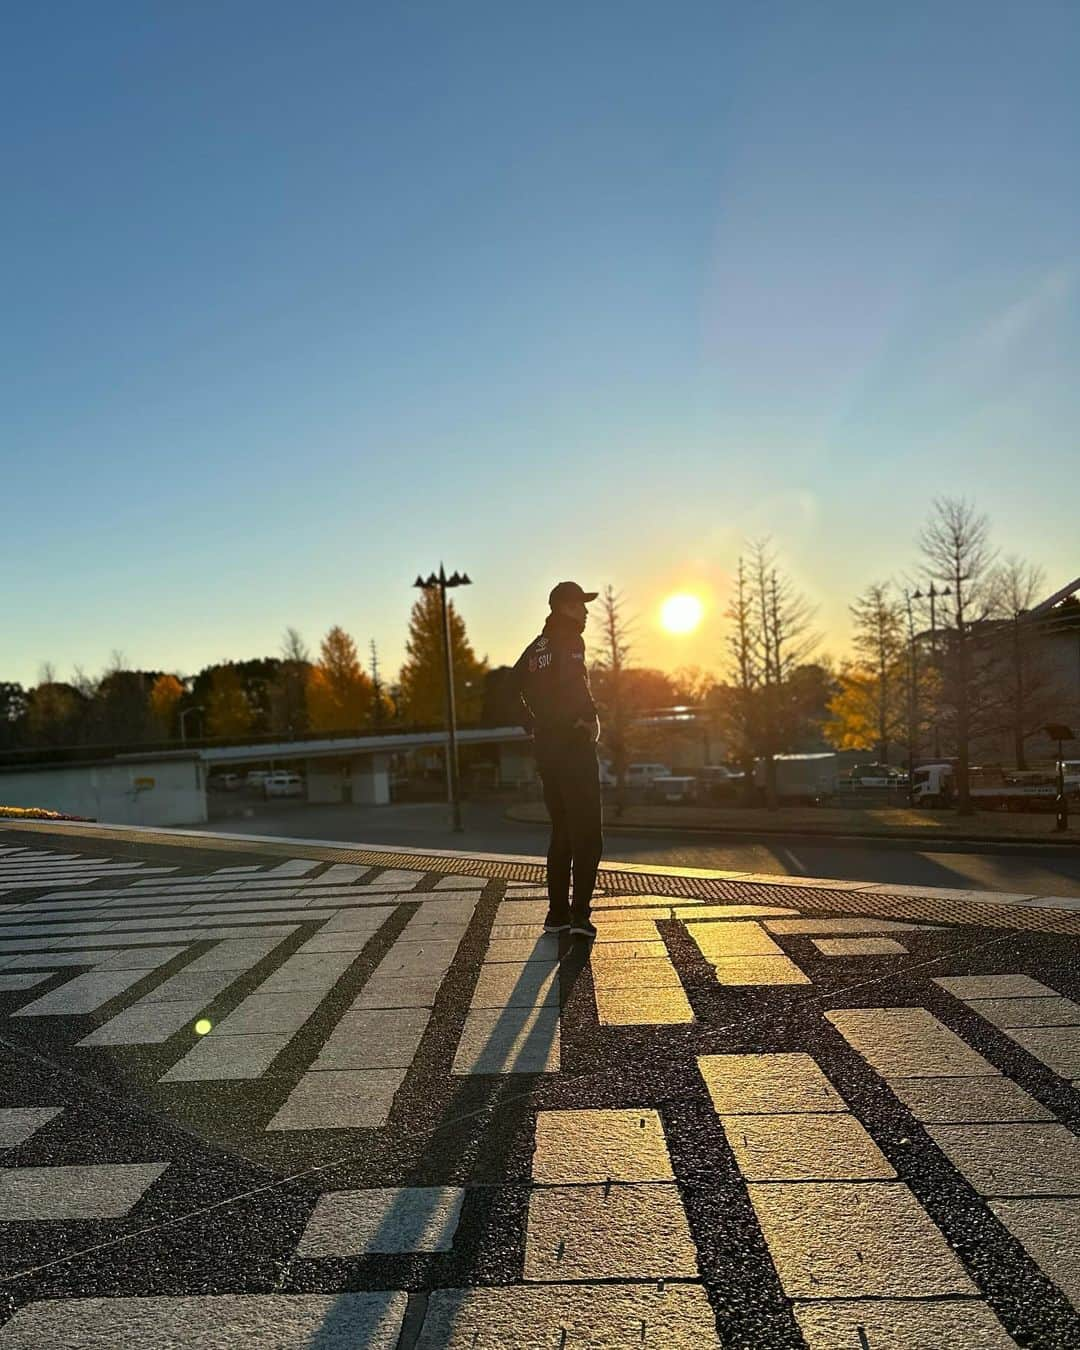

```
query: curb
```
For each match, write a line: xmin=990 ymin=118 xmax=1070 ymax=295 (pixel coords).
xmin=505 ymin=806 xmax=1080 ymax=853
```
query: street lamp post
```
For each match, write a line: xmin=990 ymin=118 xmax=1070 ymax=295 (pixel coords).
xmin=904 ymin=590 xmax=919 ymax=807
xmin=1044 ymin=724 xmax=1075 ymax=833
xmin=414 ymin=565 xmax=472 ymax=832
xmin=913 ymin=583 xmax=952 ymax=758
xmin=179 ymin=705 xmax=204 ymax=744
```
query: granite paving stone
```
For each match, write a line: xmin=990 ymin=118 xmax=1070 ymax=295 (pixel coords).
xmin=207 ymin=990 xmax=327 ymax=1036
xmin=925 ymin=1123 xmax=1080 ymax=1196
xmin=12 ymin=968 xmax=159 ymax=1016
xmin=483 ymin=936 xmax=561 ymax=963
xmin=0 ymin=973 xmax=49 ymax=990
xmin=746 ymin=1180 xmax=976 ymax=1298
xmin=452 ymin=1006 xmax=560 ymax=1074
xmin=1009 ymin=1026 xmax=1080 ymax=1078
xmin=267 ymin=1067 xmax=407 ymax=1130
xmin=935 ymin=974 xmax=1059 ymax=1000
xmin=588 ymin=957 xmax=683 ymax=989
xmin=0 ymin=1106 xmax=62 ymax=1148
xmin=826 ymin=1007 xmax=998 ymax=1077
xmin=0 ymin=1292 xmax=408 ymax=1349
xmin=0 ymin=1162 xmax=168 ymax=1220
xmin=182 ymin=939 xmax=288 ymax=972
xmin=766 ymin=917 xmax=932 ymax=934
xmin=92 ymin=946 xmax=187 ymax=970
xmin=312 ymin=1009 xmax=429 ymax=1069
xmin=721 ymin=1111 xmax=896 ymax=1181
xmin=687 ymin=920 xmax=786 ymax=958
xmin=256 ymin=952 xmax=356 ymax=993
xmin=965 ymin=995 xmax=1080 ymax=1029
xmin=160 ymin=1033 xmax=290 ymax=1082
xmin=699 ymin=1053 xmax=846 ymax=1115
xmin=352 ymin=975 xmax=445 ymax=1009
xmin=318 ymin=908 xmax=396 ymax=932
xmin=378 ymin=940 xmax=461 ymax=979
xmin=138 ymin=970 xmax=239 ymax=1004
xmin=794 ymin=1299 xmax=1018 ymax=1349
xmin=524 ymin=1183 xmax=697 ymax=1281
xmin=469 ymin=962 xmax=559 ymax=1008
xmin=711 ymin=954 xmax=811 ymax=985
xmin=811 ymin=937 xmax=908 ymax=956
xmin=588 ymin=938 xmax=670 ymax=959
xmin=296 ymin=931 xmax=382 ymax=953
xmin=989 ymin=1197 xmax=1080 ymax=1305
xmin=416 ymin=1283 xmax=721 ymax=1348
xmin=532 ymin=1109 xmax=675 ymax=1183
xmin=296 ymin=1186 xmax=465 ymax=1256
xmin=77 ymin=1000 xmax=209 ymax=1046
xmin=593 ymin=983 xmax=694 ymax=1025
xmin=887 ymin=1075 xmax=1054 ymax=1123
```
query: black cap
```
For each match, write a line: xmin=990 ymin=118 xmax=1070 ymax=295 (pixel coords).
xmin=549 ymin=580 xmax=599 ymax=609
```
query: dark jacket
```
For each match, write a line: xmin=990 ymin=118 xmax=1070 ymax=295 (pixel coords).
xmin=513 ymin=614 xmax=598 ymax=745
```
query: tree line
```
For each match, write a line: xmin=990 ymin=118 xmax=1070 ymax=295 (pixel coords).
xmin=824 ymin=496 xmax=1074 ymax=813
xmin=0 ymin=589 xmax=487 ymax=751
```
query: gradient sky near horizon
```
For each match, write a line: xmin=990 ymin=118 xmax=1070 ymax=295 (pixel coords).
xmin=4 ymin=2 xmax=1078 ymax=690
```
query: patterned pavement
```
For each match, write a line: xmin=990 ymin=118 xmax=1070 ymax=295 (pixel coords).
xmin=0 ymin=823 xmax=1077 ymax=1347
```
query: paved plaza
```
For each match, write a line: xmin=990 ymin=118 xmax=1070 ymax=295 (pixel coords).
xmin=0 ymin=822 xmax=1077 ymax=1347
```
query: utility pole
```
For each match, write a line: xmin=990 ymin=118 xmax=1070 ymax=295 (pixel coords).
xmin=904 ymin=591 xmax=919 ymax=807
xmin=369 ymin=640 xmax=385 ymax=727
xmin=413 ymin=566 xmax=472 ymax=832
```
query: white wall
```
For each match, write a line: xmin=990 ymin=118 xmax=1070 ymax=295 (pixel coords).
xmin=0 ymin=759 xmax=207 ymax=826
xmin=351 ymin=753 xmax=390 ymax=805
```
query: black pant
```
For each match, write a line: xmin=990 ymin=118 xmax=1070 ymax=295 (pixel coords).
xmin=535 ymin=733 xmax=603 ymax=920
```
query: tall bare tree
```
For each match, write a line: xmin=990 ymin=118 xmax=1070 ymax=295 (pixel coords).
xmin=919 ymin=498 xmax=996 ymax=813
xmin=591 ymin=585 xmax=633 ymax=817
xmin=989 ymin=557 xmax=1058 ymax=768
xmin=750 ymin=540 xmax=819 ymax=808
xmin=849 ymin=583 xmax=906 ymax=762
xmin=269 ymin=627 xmax=310 ymax=738
xmin=724 ymin=555 xmax=760 ymax=798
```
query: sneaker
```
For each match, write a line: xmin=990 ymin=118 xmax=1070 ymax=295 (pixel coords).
xmin=543 ymin=910 xmax=570 ymax=933
xmin=569 ymin=916 xmax=597 ymax=940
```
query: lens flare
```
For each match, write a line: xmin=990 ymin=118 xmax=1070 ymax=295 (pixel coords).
xmin=194 ymin=1019 xmax=212 ymax=1035
xmin=660 ymin=594 xmax=703 ymax=634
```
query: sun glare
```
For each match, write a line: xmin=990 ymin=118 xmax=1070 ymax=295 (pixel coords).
xmin=660 ymin=593 xmax=703 ymax=634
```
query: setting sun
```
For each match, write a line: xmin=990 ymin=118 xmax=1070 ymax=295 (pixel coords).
xmin=660 ymin=593 xmax=703 ymax=634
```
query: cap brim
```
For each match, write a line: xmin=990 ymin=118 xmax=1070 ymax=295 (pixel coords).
xmin=582 ymin=591 xmax=599 ymax=602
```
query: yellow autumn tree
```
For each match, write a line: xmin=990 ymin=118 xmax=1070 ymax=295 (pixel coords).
xmin=397 ymin=590 xmax=487 ymax=725
xmin=206 ymin=665 xmax=253 ymax=738
xmin=307 ymin=626 xmax=373 ymax=732
xmin=149 ymin=674 xmax=184 ymax=737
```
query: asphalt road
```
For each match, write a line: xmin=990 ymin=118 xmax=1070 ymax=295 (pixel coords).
xmin=201 ymin=797 xmax=1080 ymax=899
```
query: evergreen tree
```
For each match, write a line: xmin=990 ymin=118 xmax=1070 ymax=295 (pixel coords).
xmin=397 ymin=590 xmax=486 ymax=725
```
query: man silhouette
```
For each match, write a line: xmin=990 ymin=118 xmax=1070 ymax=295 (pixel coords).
xmin=514 ymin=581 xmax=603 ymax=940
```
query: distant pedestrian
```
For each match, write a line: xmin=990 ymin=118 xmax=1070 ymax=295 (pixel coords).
xmin=514 ymin=581 xmax=603 ymax=940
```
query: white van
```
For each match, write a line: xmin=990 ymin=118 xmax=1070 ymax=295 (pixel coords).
xmin=264 ymin=772 xmax=304 ymax=799
xmin=626 ymin=763 xmax=671 ymax=788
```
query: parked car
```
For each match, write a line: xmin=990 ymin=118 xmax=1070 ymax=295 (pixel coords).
xmin=244 ymin=770 xmax=273 ymax=792
xmin=625 ymin=762 xmax=671 ymax=788
xmin=264 ymin=772 xmax=304 ymax=798
xmin=598 ymin=762 xmax=672 ymax=790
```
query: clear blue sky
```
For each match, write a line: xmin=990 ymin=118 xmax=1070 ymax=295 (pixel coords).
xmin=4 ymin=1 xmax=1078 ymax=688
